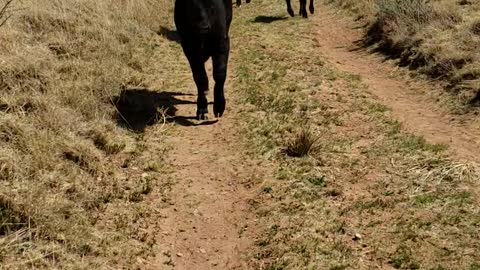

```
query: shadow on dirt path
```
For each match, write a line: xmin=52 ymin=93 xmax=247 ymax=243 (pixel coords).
xmin=113 ymin=88 xmax=218 ymax=131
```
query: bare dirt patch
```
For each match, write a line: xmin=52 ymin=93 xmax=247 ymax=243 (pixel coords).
xmin=150 ymin=92 xmax=263 ymax=270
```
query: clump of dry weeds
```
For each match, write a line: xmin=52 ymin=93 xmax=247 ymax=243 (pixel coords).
xmin=283 ymin=126 xmax=319 ymax=157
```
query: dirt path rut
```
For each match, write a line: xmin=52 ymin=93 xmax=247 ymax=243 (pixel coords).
xmin=151 ymin=91 xmax=259 ymax=269
xmin=313 ymin=6 xmax=480 ymax=163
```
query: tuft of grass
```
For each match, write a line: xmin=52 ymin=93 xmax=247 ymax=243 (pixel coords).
xmin=284 ymin=127 xmax=319 ymax=157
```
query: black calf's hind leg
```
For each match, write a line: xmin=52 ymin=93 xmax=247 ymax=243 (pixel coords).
xmin=212 ymin=47 xmax=229 ymax=118
xmin=189 ymin=61 xmax=209 ymax=120
xmin=309 ymin=0 xmax=314 ymax=14
xmin=300 ymin=0 xmax=307 ymax=18
xmin=286 ymin=0 xmax=294 ymax=17
xmin=236 ymin=0 xmax=241 ymax=7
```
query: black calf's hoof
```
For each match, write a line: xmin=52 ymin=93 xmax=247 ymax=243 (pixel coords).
xmin=196 ymin=108 xmax=208 ymax=120
xmin=309 ymin=6 xmax=314 ymax=14
xmin=287 ymin=8 xmax=294 ymax=17
xmin=213 ymin=99 xmax=225 ymax=118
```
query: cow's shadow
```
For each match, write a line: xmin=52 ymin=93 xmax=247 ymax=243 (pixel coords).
xmin=113 ymin=88 xmax=217 ymax=132
xmin=157 ymin=26 xmax=181 ymax=44
xmin=253 ymin=15 xmax=288 ymax=24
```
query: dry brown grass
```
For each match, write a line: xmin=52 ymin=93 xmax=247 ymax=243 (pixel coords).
xmin=0 ymin=0 xmax=175 ymax=268
xmin=326 ymin=0 xmax=480 ymax=106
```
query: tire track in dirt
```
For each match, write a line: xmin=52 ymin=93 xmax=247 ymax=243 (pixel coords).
xmin=149 ymin=67 xmax=262 ymax=269
xmin=313 ymin=5 xmax=480 ymax=163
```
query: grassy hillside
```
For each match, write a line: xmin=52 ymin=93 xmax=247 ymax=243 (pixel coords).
xmin=326 ymin=0 xmax=480 ymax=106
xmin=0 ymin=0 xmax=173 ymax=268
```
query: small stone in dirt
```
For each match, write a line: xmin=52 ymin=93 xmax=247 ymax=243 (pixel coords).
xmin=199 ymin=248 xmax=207 ymax=254
xmin=176 ymin=252 xmax=184 ymax=257
xmin=212 ymin=262 xmax=219 ymax=266
xmin=353 ymin=233 xmax=362 ymax=241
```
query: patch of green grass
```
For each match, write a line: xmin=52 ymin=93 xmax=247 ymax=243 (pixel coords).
xmin=391 ymin=246 xmax=420 ymax=269
xmin=330 ymin=264 xmax=349 ymax=270
xmin=413 ymin=193 xmax=438 ymax=206
xmin=469 ymin=263 xmax=480 ymax=270
xmin=306 ymin=175 xmax=326 ymax=187
xmin=397 ymin=134 xmax=449 ymax=153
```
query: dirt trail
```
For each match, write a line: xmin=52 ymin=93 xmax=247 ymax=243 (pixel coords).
xmin=143 ymin=3 xmax=480 ymax=269
xmin=313 ymin=6 xmax=480 ymax=163
xmin=150 ymin=83 xmax=260 ymax=268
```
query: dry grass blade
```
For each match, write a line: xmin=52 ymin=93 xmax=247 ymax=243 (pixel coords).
xmin=0 ymin=0 xmax=14 ymax=28
xmin=284 ymin=127 xmax=319 ymax=157
xmin=0 ymin=227 xmax=30 ymax=253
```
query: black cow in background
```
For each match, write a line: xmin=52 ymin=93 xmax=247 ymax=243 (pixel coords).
xmin=235 ymin=0 xmax=314 ymax=18
xmin=236 ymin=0 xmax=250 ymax=7
xmin=174 ymin=0 xmax=233 ymax=120
xmin=286 ymin=0 xmax=314 ymax=18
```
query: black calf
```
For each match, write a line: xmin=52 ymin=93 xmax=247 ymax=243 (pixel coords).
xmin=236 ymin=0 xmax=251 ymax=8
xmin=286 ymin=0 xmax=314 ymax=18
xmin=174 ymin=0 xmax=233 ymax=120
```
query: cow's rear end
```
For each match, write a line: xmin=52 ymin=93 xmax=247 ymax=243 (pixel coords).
xmin=174 ymin=0 xmax=232 ymax=120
